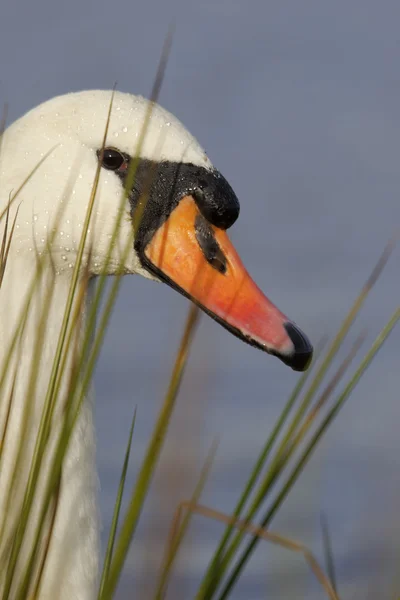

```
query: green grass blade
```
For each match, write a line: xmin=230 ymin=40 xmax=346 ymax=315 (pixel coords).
xmin=0 ymin=194 xmax=10 ymax=277
xmin=294 ymin=237 xmax=395 ymax=407
xmin=66 ymin=30 xmax=173 ymax=414
xmin=0 ymin=201 xmax=21 ymax=289
xmin=98 ymin=408 xmax=137 ymax=598
xmin=320 ymin=513 xmax=338 ymax=594
xmin=29 ymin=479 xmax=61 ymax=600
xmin=0 ymin=361 xmax=18 ymax=465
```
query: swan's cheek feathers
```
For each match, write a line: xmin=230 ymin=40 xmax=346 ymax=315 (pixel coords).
xmin=4 ymin=153 xmax=139 ymax=274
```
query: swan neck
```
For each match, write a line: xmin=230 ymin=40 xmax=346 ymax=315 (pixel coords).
xmin=0 ymin=255 xmax=100 ymax=599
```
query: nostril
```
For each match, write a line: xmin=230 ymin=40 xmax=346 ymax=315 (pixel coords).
xmin=194 ymin=214 xmax=227 ymax=274
xmin=283 ymin=322 xmax=313 ymax=372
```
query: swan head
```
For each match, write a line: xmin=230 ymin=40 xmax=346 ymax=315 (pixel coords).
xmin=0 ymin=90 xmax=312 ymax=371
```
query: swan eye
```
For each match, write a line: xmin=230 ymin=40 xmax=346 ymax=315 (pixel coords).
xmin=99 ymin=148 xmax=126 ymax=171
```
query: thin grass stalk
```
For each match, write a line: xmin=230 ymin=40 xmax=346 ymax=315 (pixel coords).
xmin=0 ymin=205 xmax=25 ymax=462
xmin=71 ymin=192 xmax=132 ymax=394
xmin=287 ymin=332 xmax=365 ymax=451
xmin=0 ymin=202 xmax=21 ymax=289
xmin=0 ymin=361 xmax=18 ymax=461
xmin=0 ymin=194 xmax=11 ymax=275
xmin=78 ymin=149 xmax=156 ymax=396
xmin=0 ymin=362 xmax=20 ymax=591
xmin=78 ymin=148 xmax=153 ymax=387
xmin=0 ymin=232 xmax=46 ymax=401
xmin=320 ymin=513 xmax=338 ymax=594
xmin=216 ymin=306 xmax=400 ymax=599
xmin=100 ymin=304 xmax=200 ymax=600
xmin=58 ymin=252 xmax=94 ymax=414
xmin=32 ymin=92 xmax=114 ymax=427
xmin=0 ymin=364 xmax=22 ymax=585
xmin=65 ymin=233 xmax=134 ymax=424
xmin=288 ymin=237 xmax=395 ymax=413
xmin=50 ymin=249 xmax=95 ymax=416
xmin=73 ymin=32 xmax=172 ymax=411
xmin=0 ymin=103 xmax=8 ymax=142
xmin=98 ymin=408 xmax=137 ymax=598
xmin=0 ymin=148 xmax=58 ymax=223
xmin=128 ymin=31 xmax=173 ymax=240
xmin=154 ymin=441 xmax=219 ymax=600
xmin=29 ymin=479 xmax=61 ymax=600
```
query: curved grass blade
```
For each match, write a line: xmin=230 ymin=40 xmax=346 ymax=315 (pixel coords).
xmin=187 ymin=502 xmax=339 ymax=600
xmin=320 ymin=513 xmax=338 ymax=594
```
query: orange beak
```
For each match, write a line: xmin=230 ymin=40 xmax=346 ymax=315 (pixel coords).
xmin=142 ymin=196 xmax=312 ymax=371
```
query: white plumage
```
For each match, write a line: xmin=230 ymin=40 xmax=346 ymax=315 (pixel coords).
xmin=0 ymin=90 xmax=213 ymax=599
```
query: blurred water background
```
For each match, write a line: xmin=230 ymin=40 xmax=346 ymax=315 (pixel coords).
xmin=1 ymin=1 xmax=399 ymax=597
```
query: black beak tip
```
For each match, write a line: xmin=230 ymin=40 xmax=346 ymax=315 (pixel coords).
xmin=282 ymin=322 xmax=313 ymax=372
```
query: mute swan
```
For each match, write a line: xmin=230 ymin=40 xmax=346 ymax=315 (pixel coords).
xmin=0 ymin=90 xmax=312 ymax=599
